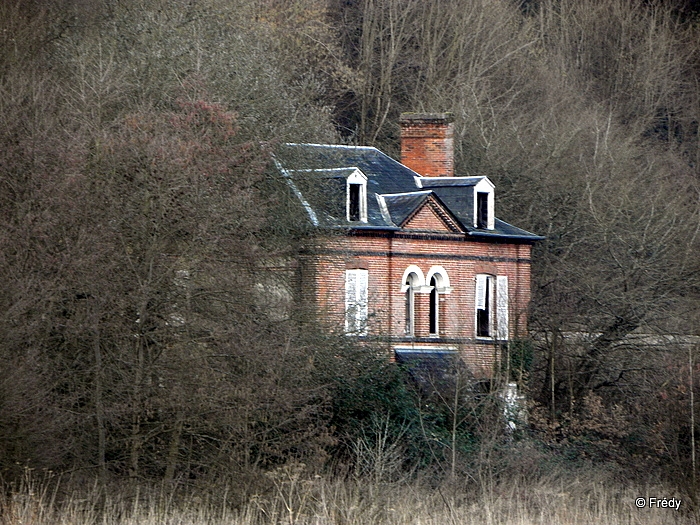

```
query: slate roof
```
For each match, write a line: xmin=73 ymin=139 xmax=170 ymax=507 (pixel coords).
xmin=274 ymin=143 xmax=543 ymax=242
xmin=379 ymin=191 xmax=432 ymax=227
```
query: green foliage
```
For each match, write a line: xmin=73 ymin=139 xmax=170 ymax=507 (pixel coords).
xmin=503 ymin=339 xmax=534 ymax=382
xmin=316 ymin=340 xmax=419 ymax=468
xmin=324 ymin=347 xmax=494 ymax=476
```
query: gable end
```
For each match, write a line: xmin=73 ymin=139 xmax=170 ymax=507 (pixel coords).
xmin=401 ymin=197 xmax=463 ymax=233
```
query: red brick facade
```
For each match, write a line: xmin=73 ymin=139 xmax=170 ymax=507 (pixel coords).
xmin=300 ymin=230 xmax=532 ymax=377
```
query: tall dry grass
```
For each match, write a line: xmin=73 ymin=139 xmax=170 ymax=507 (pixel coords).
xmin=0 ymin=467 xmax=692 ymax=525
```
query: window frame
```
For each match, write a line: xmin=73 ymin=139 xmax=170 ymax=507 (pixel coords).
xmin=425 ymin=266 xmax=452 ymax=337
xmin=429 ymin=275 xmax=439 ymax=336
xmin=475 ymin=274 xmax=509 ymax=340
xmin=348 ymin=183 xmax=361 ymax=221
xmin=472 ymin=178 xmax=495 ymax=230
xmin=346 ymin=170 xmax=368 ymax=223
xmin=475 ymin=274 xmax=493 ymax=338
xmin=405 ymin=273 xmax=418 ymax=336
xmin=401 ymin=265 xmax=425 ymax=337
xmin=476 ymin=192 xmax=489 ymax=229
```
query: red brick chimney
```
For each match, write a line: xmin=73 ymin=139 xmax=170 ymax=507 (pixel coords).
xmin=399 ymin=113 xmax=454 ymax=177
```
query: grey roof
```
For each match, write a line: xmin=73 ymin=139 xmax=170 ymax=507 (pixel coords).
xmin=380 ymin=191 xmax=432 ymax=227
xmin=274 ymin=143 xmax=542 ymax=242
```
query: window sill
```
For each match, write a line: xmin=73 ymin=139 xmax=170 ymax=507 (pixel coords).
xmin=475 ymin=337 xmax=508 ymax=345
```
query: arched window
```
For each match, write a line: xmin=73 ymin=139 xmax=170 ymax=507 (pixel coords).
xmin=405 ymin=272 xmax=418 ymax=336
xmin=426 ymin=266 xmax=451 ymax=337
xmin=401 ymin=265 xmax=425 ymax=337
xmin=429 ymin=276 xmax=439 ymax=335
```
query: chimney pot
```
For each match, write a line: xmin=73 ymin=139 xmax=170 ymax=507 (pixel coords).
xmin=399 ymin=113 xmax=454 ymax=177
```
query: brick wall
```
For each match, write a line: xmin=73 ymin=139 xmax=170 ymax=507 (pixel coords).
xmin=302 ymin=231 xmax=533 ymax=377
xmin=403 ymin=200 xmax=460 ymax=232
xmin=399 ymin=113 xmax=454 ymax=178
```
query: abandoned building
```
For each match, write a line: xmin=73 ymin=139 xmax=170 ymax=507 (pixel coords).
xmin=274 ymin=113 xmax=542 ymax=377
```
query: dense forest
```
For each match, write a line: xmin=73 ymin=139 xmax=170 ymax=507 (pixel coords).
xmin=1 ymin=0 xmax=700 ymax=522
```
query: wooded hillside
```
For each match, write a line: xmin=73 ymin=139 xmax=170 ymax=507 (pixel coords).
xmin=1 ymin=0 xmax=699 ymax=505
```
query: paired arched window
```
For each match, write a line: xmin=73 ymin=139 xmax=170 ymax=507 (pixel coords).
xmin=402 ymin=266 xmax=451 ymax=337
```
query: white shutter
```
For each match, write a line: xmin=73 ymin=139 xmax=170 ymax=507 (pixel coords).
xmin=345 ymin=269 xmax=368 ymax=335
xmin=345 ymin=270 xmax=357 ymax=333
xmin=475 ymin=274 xmax=487 ymax=310
xmin=356 ymin=269 xmax=368 ymax=335
xmin=496 ymin=275 xmax=509 ymax=340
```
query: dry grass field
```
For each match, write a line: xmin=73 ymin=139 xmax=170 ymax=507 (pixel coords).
xmin=1 ymin=468 xmax=692 ymax=525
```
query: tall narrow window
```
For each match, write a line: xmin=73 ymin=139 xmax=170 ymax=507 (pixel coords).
xmin=405 ymin=273 xmax=418 ymax=336
xmin=429 ymin=276 xmax=439 ymax=335
xmin=425 ymin=266 xmax=451 ymax=337
xmin=477 ymin=192 xmax=489 ymax=229
xmin=346 ymin=170 xmax=367 ymax=222
xmin=476 ymin=274 xmax=491 ymax=337
xmin=348 ymin=183 xmax=361 ymax=221
xmin=476 ymin=275 xmax=508 ymax=339
xmin=345 ymin=269 xmax=368 ymax=335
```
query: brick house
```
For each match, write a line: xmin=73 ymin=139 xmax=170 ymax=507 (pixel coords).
xmin=274 ymin=113 xmax=542 ymax=377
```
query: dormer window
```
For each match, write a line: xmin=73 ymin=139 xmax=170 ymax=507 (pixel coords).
xmin=349 ymin=184 xmax=361 ymax=221
xmin=346 ymin=169 xmax=368 ymax=222
xmin=473 ymin=178 xmax=495 ymax=229
xmin=477 ymin=192 xmax=488 ymax=229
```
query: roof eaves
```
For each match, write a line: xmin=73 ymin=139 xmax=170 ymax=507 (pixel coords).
xmin=272 ymin=156 xmax=319 ymax=226
xmin=416 ymin=176 xmax=484 ymax=188
xmin=330 ymin=224 xmax=402 ymax=231
xmin=381 ymin=190 xmax=433 ymax=198
xmin=284 ymin=142 xmax=378 ymax=152
xmin=286 ymin=166 xmax=359 ymax=174
xmin=467 ymin=230 xmax=545 ymax=242
xmin=376 ymin=194 xmax=398 ymax=228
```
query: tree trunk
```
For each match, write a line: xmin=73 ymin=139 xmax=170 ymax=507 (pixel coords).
xmin=164 ymin=414 xmax=184 ymax=484
xmin=93 ymin=320 xmax=106 ymax=487
xmin=129 ymin=336 xmax=144 ymax=481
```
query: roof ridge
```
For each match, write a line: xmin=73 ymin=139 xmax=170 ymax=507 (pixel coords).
xmin=285 ymin=167 xmax=360 ymax=172
xmin=284 ymin=143 xmax=378 ymax=151
xmin=380 ymin=190 xmax=433 ymax=198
